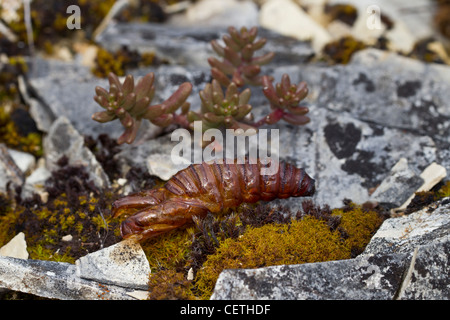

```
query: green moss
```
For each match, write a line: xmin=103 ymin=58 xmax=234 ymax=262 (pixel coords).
xmin=193 ymin=202 xmax=384 ymax=299
xmin=0 ymin=195 xmax=24 ymax=248
xmin=92 ymin=47 xmax=126 ymax=78
xmin=148 ymin=269 xmax=197 ymax=300
xmin=91 ymin=46 xmax=164 ymax=78
xmin=194 ymin=216 xmax=351 ymax=299
xmin=322 ymin=36 xmax=367 ymax=64
xmin=141 ymin=228 xmax=195 ymax=271
xmin=332 ymin=204 xmax=384 ymax=255
xmin=0 ymin=105 xmax=43 ymax=157
xmin=437 ymin=180 xmax=450 ymax=199
xmin=0 ymin=191 xmax=122 ymax=263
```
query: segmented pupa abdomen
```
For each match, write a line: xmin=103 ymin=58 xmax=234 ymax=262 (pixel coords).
xmin=163 ymin=158 xmax=315 ymax=211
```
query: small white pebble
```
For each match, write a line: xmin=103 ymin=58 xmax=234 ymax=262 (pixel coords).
xmin=187 ymin=267 xmax=194 ymax=281
xmin=117 ymin=178 xmax=127 ymax=186
xmin=62 ymin=235 xmax=73 ymax=242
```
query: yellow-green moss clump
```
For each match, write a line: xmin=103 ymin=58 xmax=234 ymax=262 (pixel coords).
xmin=0 ymin=192 xmax=122 ymax=264
xmin=142 ymin=228 xmax=194 ymax=271
xmin=148 ymin=269 xmax=197 ymax=300
xmin=0 ymin=106 xmax=43 ymax=157
xmin=437 ymin=180 xmax=450 ymax=199
xmin=322 ymin=36 xmax=367 ymax=64
xmin=194 ymin=205 xmax=383 ymax=299
xmin=194 ymin=216 xmax=349 ymax=299
xmin=91 ymin=46 xmax=163 ymax=78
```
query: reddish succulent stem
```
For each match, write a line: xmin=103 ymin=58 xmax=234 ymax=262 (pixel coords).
xmin=252 ymin=108 xmax=286 ymax=127
xmin=172 ymin=113 xmax=191 ymax=129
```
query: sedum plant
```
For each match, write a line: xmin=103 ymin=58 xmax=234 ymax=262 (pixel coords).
xmin=187 ymin=80 xmax=254 ymax=131
xmin=208 ymin=26 xmax=275 ymax=87
xmin=256 ymin=74 xmax=310 ymax=127
xmin=92 ymin=26 xmax=312 ymax=145
xmin=92 ymin=72 xmax=191 ymax=144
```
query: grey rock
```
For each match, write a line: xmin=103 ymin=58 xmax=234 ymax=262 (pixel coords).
xmin=0 ymin=255 xmax=136 ymax=300
xmin=0 ymin=232 xmax=28 ymax=260
xmin=75 ymin=239 xmax=151 ymax=290
xmin=7 ymin=148 xmax=35 ymax=174
xmin=44 ymin=116 xmax=110 ymax=189
xmin=363 ymin=198 xmax=450 ymax=256
xmin=20 ymin=166 xmax=52 ymax=201
xmin=146 ymin=153 xmax=191 ymax=181
xmin=211 ymin=198 xmax=450 ymax=300
xmin=211 ymin=253 xmax=409 ymax=300
xmin=96 ymin=22 xmax=314 ymax=68
xmin=27 ymin=57 xmax=124 ymax=139
xmin=370 ymin=158 xmax=424 ymax=207
xmin=167 ymin=0 xmax=259 ymax=29
xmin=304 ymin=49 xmax=450 ymax=144
xmin=0 ymin=144 xmax=24 ymax=194
xmin=397 ymin=239 xmax=450 ymax=300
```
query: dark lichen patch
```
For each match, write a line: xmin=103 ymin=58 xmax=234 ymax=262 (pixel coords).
xmin=352 ymin=72 xmax=376 ymax=92
xmin=411 ymin=99 xmax=449 ymax=136
xmin=341 ymin=150 xmax=385 ymax=188
xmin=324 ymin=122 xmax=361 ymax=159
xmin=396 ymin=80 xmax=422 ymax=98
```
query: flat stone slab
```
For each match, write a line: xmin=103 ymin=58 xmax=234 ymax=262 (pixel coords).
xmin=0 ymin=256 xmax=138 ymax=300
xmin=397 ymin=239 xmax=450 ymax=300
xmin=211 ymin=253 xmax=409 ymax=300
xmin=75 ymin=239 xmax=151 ymax=290
xmin=44 ymin=116 xmax=110 ymax=189
xmin=364 ymin=198 xmax=450 ymax=255
xmin=211 ymin=198 xmax=450 ymax=300
xmin=0 ymin=143 xmax=24 ymax=194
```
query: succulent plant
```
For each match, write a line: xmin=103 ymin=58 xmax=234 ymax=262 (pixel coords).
xmin=256 ymin=74 xmax=310 ymax=126
xmin=92 ymin=72 xmax=192 ymax=144
xmin=187 ymin=80 xmax=254 ymax=131
xmin=208 ymin=26 xmax=275 ymax=87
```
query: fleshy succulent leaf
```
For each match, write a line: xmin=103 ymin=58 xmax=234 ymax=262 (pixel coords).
xmin=160 ymin=82 xmax=193 ymax=114
xmin=135 ymin=73 xmax=155 ymax=101
xmin=211 ymin=67 xmax=231 ymax=87
xmin=151 ymin=113 xmax=174 ymax=127
xmin=122 ymin=75 xmax=135 ymax=96
xmin=92 ymin=111 xmax=116 ymax=123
